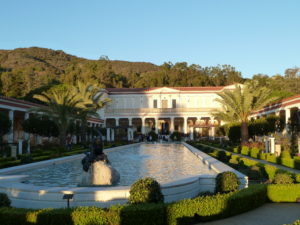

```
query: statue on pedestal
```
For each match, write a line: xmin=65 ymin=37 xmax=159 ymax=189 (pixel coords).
xmin=80 ymin=134 xmax=120 ymax=186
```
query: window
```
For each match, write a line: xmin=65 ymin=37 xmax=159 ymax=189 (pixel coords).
xmin=172 ymin=99 xmax=176 ymax=108
xmin=153 ymin=99 xmax=157 ymax=108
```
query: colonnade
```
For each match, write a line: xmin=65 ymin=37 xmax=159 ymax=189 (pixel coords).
xmin=105 ymin=116 xmax=218 ymax=141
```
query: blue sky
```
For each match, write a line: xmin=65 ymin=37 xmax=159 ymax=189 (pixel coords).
xmin=1 ymin=0 xmax=300 ymax=78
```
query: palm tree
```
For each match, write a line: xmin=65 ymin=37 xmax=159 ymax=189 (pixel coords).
xmin=70 ymin=81 xmax=111 ymax=143
xmin=32 ymin=88 xmax=81 ymax=147
xmin=214 ymin=84 xmax=276 ymax=143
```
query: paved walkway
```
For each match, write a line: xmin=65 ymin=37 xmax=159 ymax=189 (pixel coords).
xmin=200 ymin=143 xmax=300 ymax=174
xmin=197 ymin=203 xmax=300 ymax=225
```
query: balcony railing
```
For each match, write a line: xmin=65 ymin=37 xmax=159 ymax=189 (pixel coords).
xmin=105 ymin=107 xmax=217 ymax=115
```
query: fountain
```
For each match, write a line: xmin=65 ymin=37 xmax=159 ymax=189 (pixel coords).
xmin=80 ymin=134 xmax=120 ymax=186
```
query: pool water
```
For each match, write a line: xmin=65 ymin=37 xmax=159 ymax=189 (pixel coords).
xmin=15 ymin=143 xmax=216 ymax=187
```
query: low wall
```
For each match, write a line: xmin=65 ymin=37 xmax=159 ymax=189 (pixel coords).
xmin=0 ymin=142 xmax=247 ymax=209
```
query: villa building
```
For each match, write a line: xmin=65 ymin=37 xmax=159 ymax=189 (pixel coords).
xmin=102 ymin=85 xmax=238 ymax=141
xmin=1 ymin=85 xmax=299 ymax=144
xmin=250 ymin=94 xmax=300 ymax=132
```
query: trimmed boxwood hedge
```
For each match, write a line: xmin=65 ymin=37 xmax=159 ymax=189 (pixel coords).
xmin=0 ymin=185 xmax=267 ymax=225
xmin=267 ymin=184 xmax=300 ymax=202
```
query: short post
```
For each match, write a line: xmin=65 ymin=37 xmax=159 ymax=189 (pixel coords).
xmin=18 ymin=139 xmax=23 ymax=155
xmin=265 ymin=137 xmax=269 ymax=153
xmin=269 ymin=137 xmax=275 ymax=154
xmin=62 ymin=194 xmax=74 ymax=208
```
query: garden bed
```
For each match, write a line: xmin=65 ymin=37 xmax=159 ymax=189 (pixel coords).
xmin=0 ymin=184 xmax=267 ymax=225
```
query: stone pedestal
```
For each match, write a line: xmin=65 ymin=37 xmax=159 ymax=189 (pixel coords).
xmin=275 ymin=144 xmax=281 ymax=157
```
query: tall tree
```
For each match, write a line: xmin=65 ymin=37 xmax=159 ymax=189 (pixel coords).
xmin=32 ymin=88 xmax=81 ymax=146
xmin=214 ymin=84 xmax=276 ymax=143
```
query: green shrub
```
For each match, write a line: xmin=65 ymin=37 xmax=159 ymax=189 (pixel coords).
xmin=233 ymin=147 xmax=240 ymax=153
xmin=0 ymin=207 xmax=42 ymax=225
xmin=247 ymin=165 xmax=263 ymax=180
xmin=295 ymin=174 xmax=300 ymax=183
xmin=266 ymin=154 xmax=278 ymax=163
xmin=294 ymin=159 xmax=300 ymax=170
xmin=281 ymin=158 xmax=295 ymax=168
xmin=264 ymin=165 xmax=278 ymax=180
xmin=129 ymin=177 xmax=164 ymax=204
xmin=36 ymin=208 xmax=73 ymax=225
xmin=20 ymin=154 xmax=33 ymax=164
xmin=217 ymin=151 xmax=229 ymax=163
xmin=267 ymin=184 xmax=300 ymax=202
xmin=215 ymin=172 xmax=240 ymax=193
xmin=241 ymin=146 xmax=249 ymax=156
xmin=250 ymin=147 xmax=260 ymax=158
xmin=118 ymin=203 xmax=166 ymax=225
xmin=281 ymin=150 xmax=292 ymax=159
xmin=239 ymin=157 xmax=257 ymax=167
xmin=0 ymin=193 xmax=11 ymax=207
xmin=71 ymin=207 xmax=109 ymax=225
xmin=259 ymin=153 xmax=267 ymax=160
xmin=288 ymin=220 xmax=300 ymax=225
xmin=148 ymin=131 xmax=158 ymax=142
xmin=229 ymin=155 xmax=239 ymax=165
xmin=170 ymin=132 xmax=182 ymax=141
xmin=273 ymin=173 xmax=294 ymax=184
xmin=166 ymin=184 xmax=266 ymax=225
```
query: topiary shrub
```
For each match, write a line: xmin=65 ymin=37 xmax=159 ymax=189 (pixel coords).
xmin=264 ymin=165 xmax=278 ymax=180
xmin=273 ymin=173 xmax=294 ymax=184
xmin=0 ymin=193 xmax=11 ymax=207
xmin=215 ymin=171 xmax=240 ymax=193
xmin=147 ymin=131 xmax=158 ymax=142
xmin=241 ymin=146 xmax=249 ymax=156
xmin=247 ymin=165 xmax=263 ymax=180
xmin=250 ymin=147 xmax=260 ymax=158
xmin=295 ymin=174 xmax=300 ymax=183
xmin=281 ymin=150 xmax=292 ymax=159
xmin=170 ymin=131 xmax=182 ymax=141
xmin=129 ymin=177 xmax=164 ymax=204
xmin=217 ymin=151 xmax=229 ymax=163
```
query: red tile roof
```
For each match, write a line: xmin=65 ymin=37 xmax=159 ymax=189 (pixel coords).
xmin=106 ymin=86 xmax=226 ymax=93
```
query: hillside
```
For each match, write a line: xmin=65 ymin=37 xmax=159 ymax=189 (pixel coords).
xmin=1 ymin=47 xmax=298 ymax=101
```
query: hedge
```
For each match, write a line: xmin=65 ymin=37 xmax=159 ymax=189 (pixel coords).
xmin=267 ymin=184 xmax=300 ymax=202
xmin=241 ymin=146 xmax=249 ymax=156
xmin=197 ymin=141 xmax=300 ymax=171
xmin=190 ymin=142 xmax=297 ymax=181
xmin=0 ymin=185 xmax=267 ymax=225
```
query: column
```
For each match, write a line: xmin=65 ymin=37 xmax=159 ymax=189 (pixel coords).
xmin=128 ymin=118 xmax=132 ymax=141
xmin=155 ymin=118 xmax=159 ymax=134
xmin=269 ymin=137 xmax=275 ymax=154
xmin=111 ymin=129 xmax=115 ymax=141
xmin=170 ymin=117 xmax=174 ymax=133
xmin=141 ymin=118 xmax=146 ymax=135
xmin=183 ymin=117 xmax=188 ymax=134
xmin=211 ymin=117 xmax=215 ymax=140
xmin=115 ymin=118 xmax=119 ymax=127
xmin=106 ymin=128 xmax=111 ymax=142
xmin=8 ymin=110 xmax=14 ymax=143
xmin=285 ymin=108 xmax=291 ymax=133
xmin=24 ymin=112 xmax=30 ymax=140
